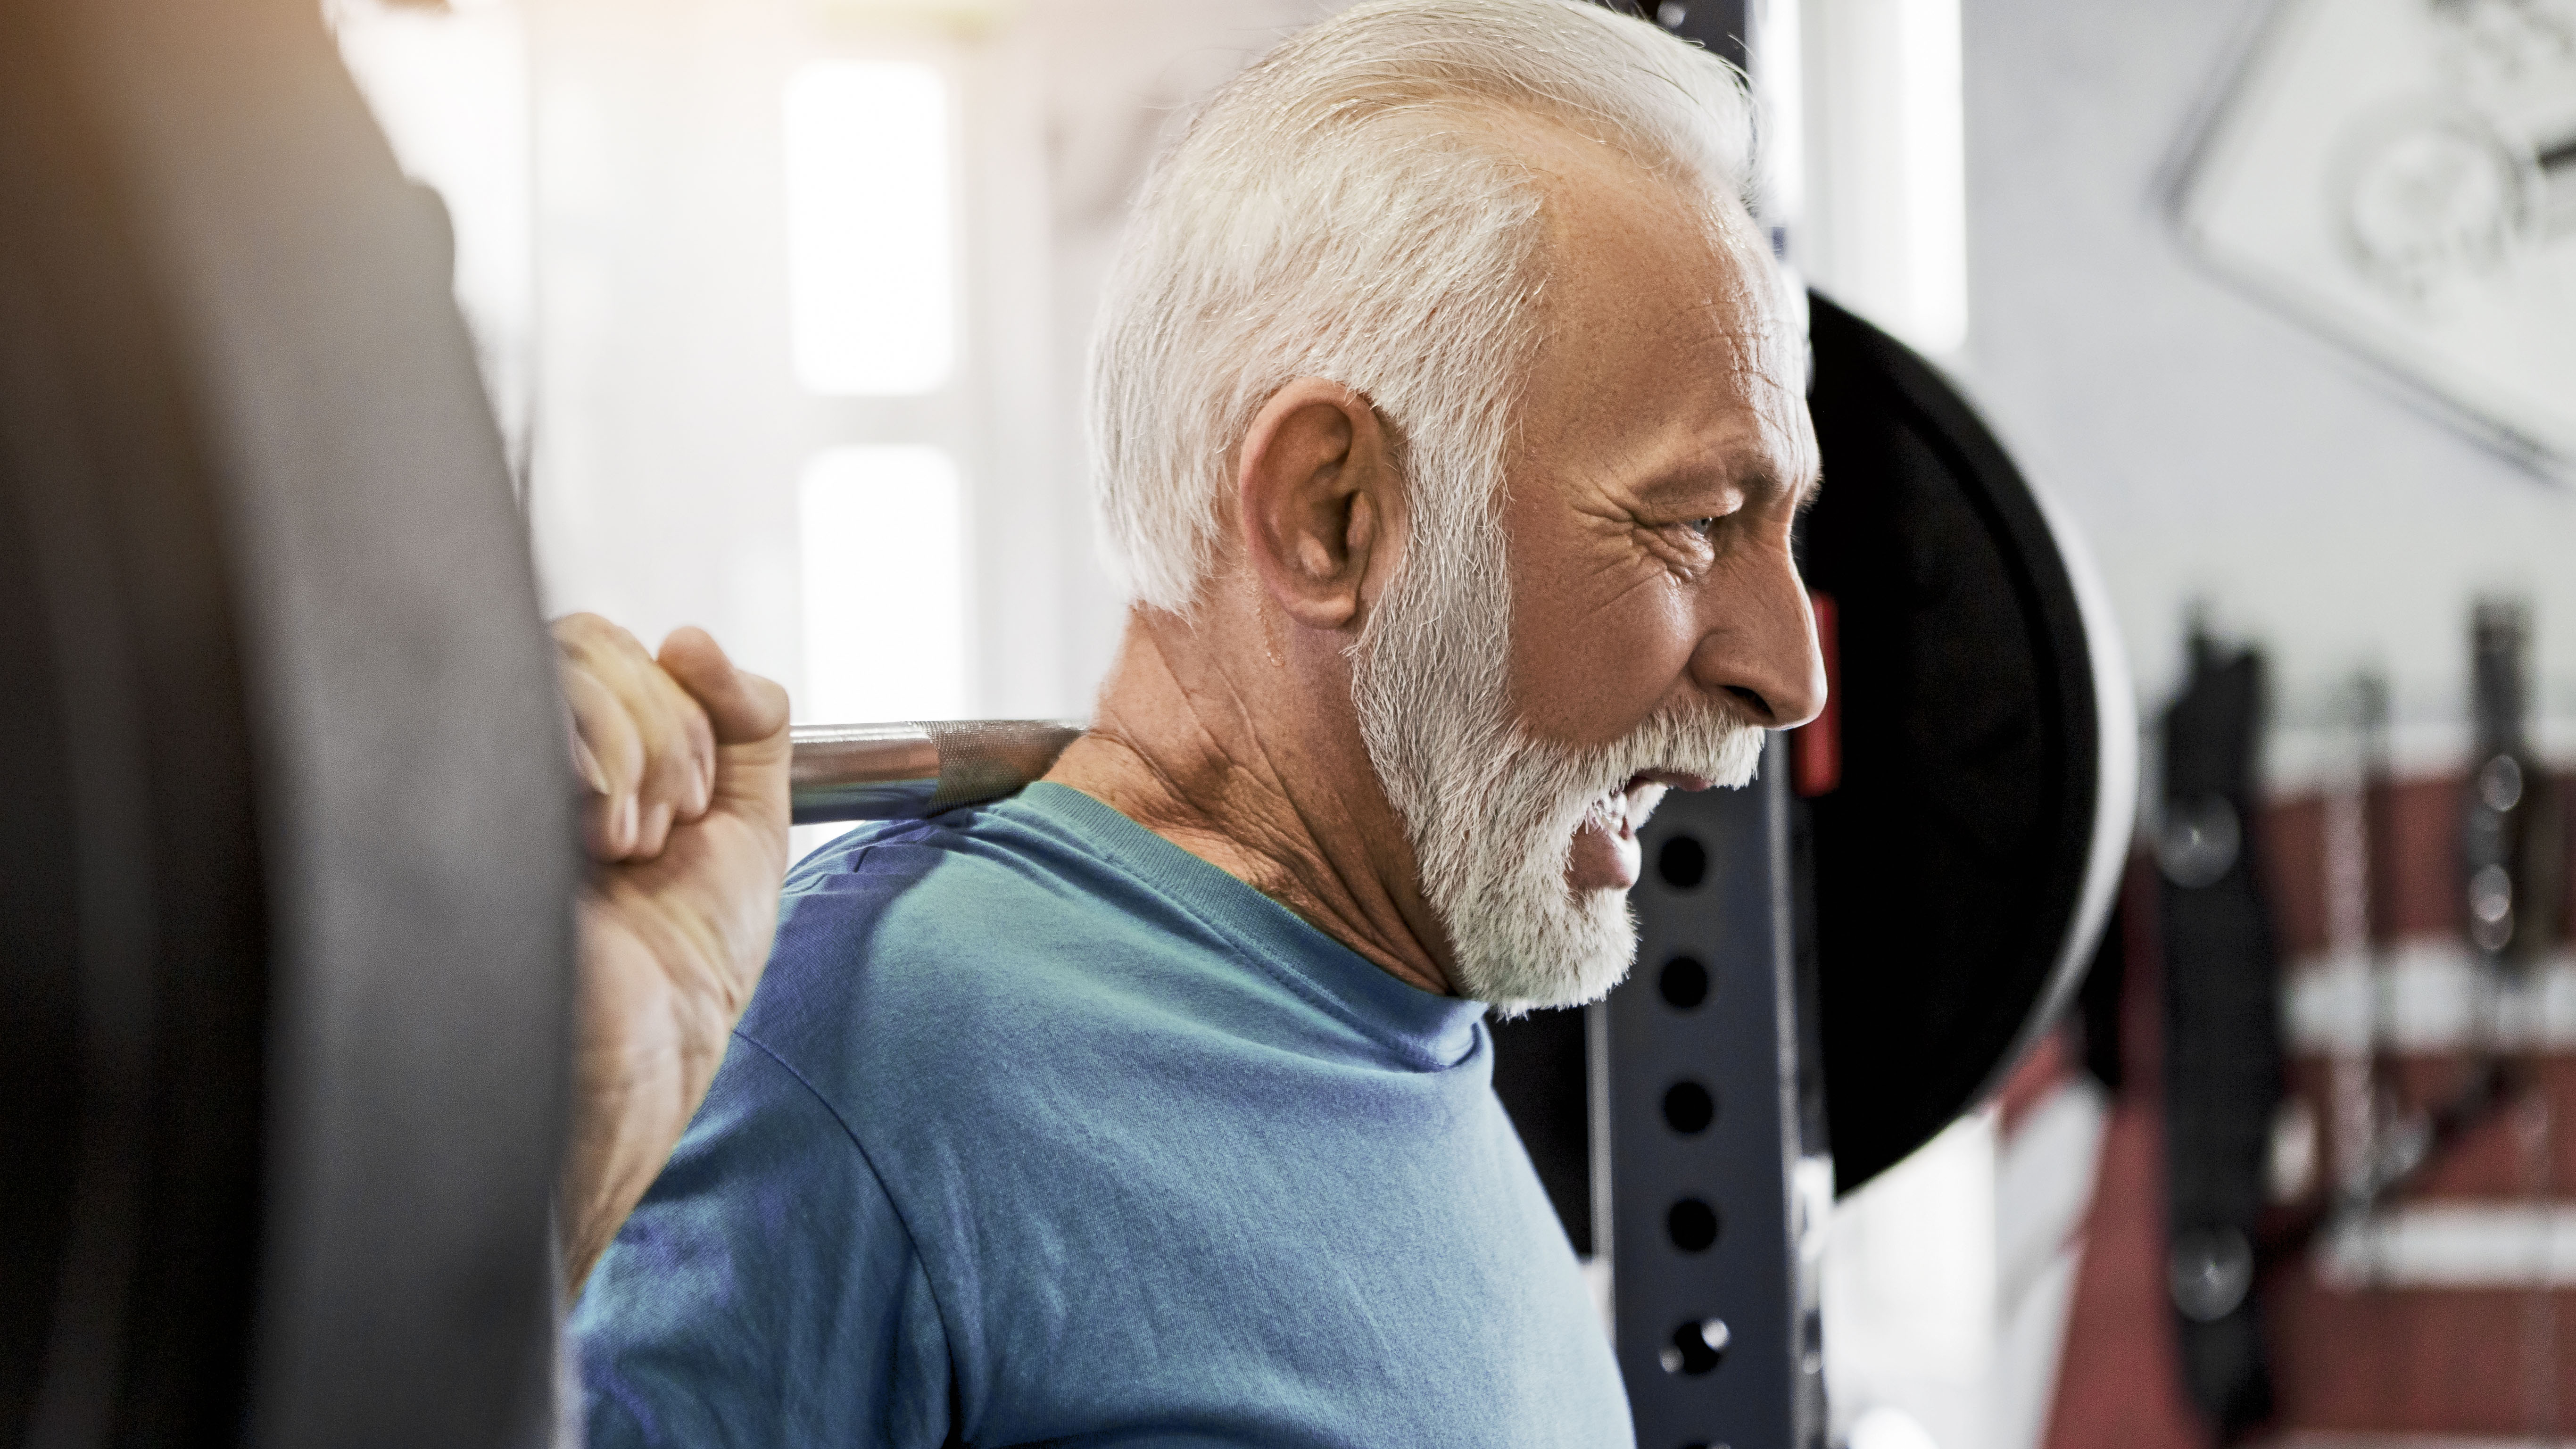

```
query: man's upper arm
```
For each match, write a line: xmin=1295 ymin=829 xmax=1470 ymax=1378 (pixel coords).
xmin=570 ymin=1034 xmax=955 ymax=1449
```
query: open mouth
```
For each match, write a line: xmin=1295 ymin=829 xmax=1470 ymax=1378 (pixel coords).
xmin=1563 ymin=767 xmax=1723 ymax=893
xmin=1581 ymin=770 xmax=1718 ymax=848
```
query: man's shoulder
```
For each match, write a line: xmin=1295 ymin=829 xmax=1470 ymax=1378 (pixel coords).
xmin=769 ymin=798 xmax=1108 ymax=980
xmin=742 ymin=792 xmax=1219 ymax=1093
xmin=773 ymin=802 xmax=1063 ymax=954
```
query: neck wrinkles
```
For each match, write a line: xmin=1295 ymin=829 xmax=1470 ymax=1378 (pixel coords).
xmin=1044 ymin=612 xmax=1458 ymax=1001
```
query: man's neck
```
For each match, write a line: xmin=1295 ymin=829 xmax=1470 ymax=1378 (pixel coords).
xmin=1044 ymin=607 xmax=1457 ymax=998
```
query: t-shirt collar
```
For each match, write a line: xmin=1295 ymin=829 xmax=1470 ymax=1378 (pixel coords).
xmin=1011 ymin=782 xmax=1488 ymax=1067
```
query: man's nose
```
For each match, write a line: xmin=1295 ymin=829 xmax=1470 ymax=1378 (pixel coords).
xmin=1687 ymin=554 xmax=1826 ymax=729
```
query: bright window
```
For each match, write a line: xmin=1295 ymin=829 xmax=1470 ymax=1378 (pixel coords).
xmin=1804 ymin=0 xmax=1970 ymax=355
xmin=783 ymin=61 xmax=955 ymax=396
xmin=1893 ymin=0 xmax=1966 ymax=354
xmin=799 ymin=446 xmax=967 ymax=721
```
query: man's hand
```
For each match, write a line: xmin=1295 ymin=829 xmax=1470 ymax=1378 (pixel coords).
xmin=552 ymin=613 xmax=791 ymax=1293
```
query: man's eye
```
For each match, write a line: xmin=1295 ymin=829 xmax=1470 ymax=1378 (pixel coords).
xmin=1684 ymin=518 xmax=1721 ymax=538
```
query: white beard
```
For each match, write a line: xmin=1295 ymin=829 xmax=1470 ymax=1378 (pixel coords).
xmin=1350 ymin=513 xmax=1765 ymax=1016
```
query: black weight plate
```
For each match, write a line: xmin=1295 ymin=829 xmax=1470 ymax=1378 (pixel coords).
xmin=0 ymin=422 xmax=81 ymax=1438
xmin=0 ymin=0 xmax=578 ymax=1442
xmin=1802 ymin=291 xmax=2130 ymax=1194
xmin=0 ymin=8 xmax=275 ymax=1432
xmin=0 ymin=380 xmax=93 ymax=1439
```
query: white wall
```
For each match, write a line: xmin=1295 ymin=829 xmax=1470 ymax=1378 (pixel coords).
xmin=340 ymin=0 xmax=1330 ymax=731
xmin=509 ymin=0 xmax=1329 ymax=732
xmin=521 ymin=0 xmax=1070 ymax=720
xmin=1956 ymin=0 xmax=2576 ymax=737
xmin=1796 ymin=0 xmax=1969 ymax=358
xmin=328 ymin=0 xmax=538 ymax=479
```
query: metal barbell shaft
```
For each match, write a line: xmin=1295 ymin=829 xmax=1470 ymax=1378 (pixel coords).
xmin=789 ymin=719 xmax=1086 ymax=824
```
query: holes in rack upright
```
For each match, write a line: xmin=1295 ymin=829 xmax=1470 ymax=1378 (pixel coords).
xmin=1658 ymin=1316 xmax=1730 ymax=1375
xmin=1658 ymin=953 xmax=1709 ymax=1010
xmin=1666 ymin=1196 xmax=1721 ymax=1252
xmin=1661 ymin=1080 xmax=1716 ymax=1135
xmin=1657 ymin=833 xmax=1707 ymax=890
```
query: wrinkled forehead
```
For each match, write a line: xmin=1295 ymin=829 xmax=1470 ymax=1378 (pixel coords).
xmin=1657 ymin=202 xmax=1809 ymax=457
xmin=1703 ymin=243 xmax=1818 ymax=489
xmin=1528 ymin=124 xmax=1793 ymax=354
xmin=1511 ymin=129 xmax=1815 ymax=474
xmin=1652 ymin=186 xmax=1803 ymax=391
xmin=1710 ymin=223 xmax=1808 ymax=402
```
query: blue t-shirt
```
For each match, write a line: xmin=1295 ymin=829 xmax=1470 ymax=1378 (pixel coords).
xmin=572 ymin=783 xmax=1628 ymax=1448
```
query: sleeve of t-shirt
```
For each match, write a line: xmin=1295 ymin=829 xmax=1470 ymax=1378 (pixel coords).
xmin=570 ymin=1032 xmax=956 ymax=1449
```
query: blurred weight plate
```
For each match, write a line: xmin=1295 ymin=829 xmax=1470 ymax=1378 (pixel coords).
xmin=0 ymin=0 xmax=573 ymax=1443
xmin=1798 ymin=292 xmax=2134 ymax=1192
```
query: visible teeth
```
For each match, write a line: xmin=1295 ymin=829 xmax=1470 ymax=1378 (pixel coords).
xmin=1582 ymin=789 xmax=1624 ymax=835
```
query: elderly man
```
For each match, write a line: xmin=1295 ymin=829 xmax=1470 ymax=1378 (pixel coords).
xmin=565 ymin=0 xmax=1823 ymax=1441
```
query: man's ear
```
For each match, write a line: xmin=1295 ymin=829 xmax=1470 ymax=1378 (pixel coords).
xmin=1236 ymin=378 xmax=1404 ymax=634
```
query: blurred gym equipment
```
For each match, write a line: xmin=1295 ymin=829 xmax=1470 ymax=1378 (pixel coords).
xmin=2155 ymin=630 xmax=2280 ymax=1433
xmin=0 ymin=0 xmax=2132 ymax=1446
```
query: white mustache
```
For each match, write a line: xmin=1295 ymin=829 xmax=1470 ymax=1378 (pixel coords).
xmin=1533 ymin=700 xmax=1767 ymax=833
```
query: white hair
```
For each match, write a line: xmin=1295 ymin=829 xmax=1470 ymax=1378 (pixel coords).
xmin=1086 ymin=0 xmax=1758 ymax=614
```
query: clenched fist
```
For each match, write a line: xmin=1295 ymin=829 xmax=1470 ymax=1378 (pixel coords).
xmin=552 ymin=613 xmax=791 ymax=1292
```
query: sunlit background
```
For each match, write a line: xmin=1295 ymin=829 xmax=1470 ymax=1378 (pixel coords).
xmin=329 ymin=1 xmax=2574 ymax=1445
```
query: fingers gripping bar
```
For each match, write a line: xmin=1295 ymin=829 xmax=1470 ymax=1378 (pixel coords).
xmin=789 ymin=720 xmax=1085 ymax=823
